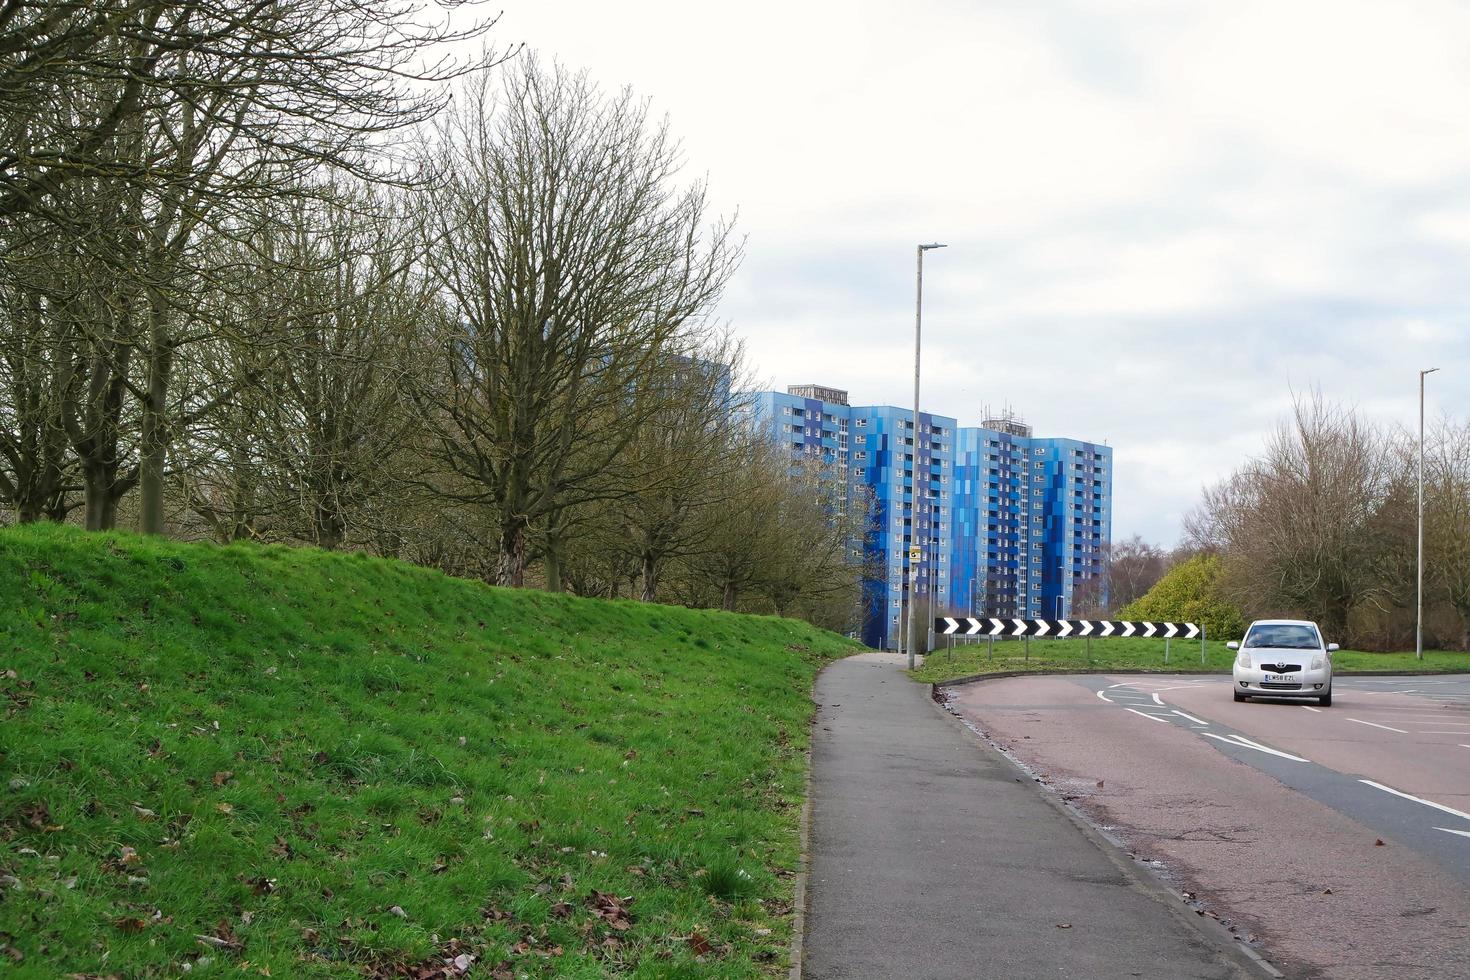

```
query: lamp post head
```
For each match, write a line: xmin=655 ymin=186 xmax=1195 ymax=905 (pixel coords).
xmin=1422 ymin=367 xmax=1440 ymax=376
xmin=919 ymin=243 xmax=947 ymax=251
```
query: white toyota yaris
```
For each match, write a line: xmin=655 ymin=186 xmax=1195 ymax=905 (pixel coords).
xmin=1229 ymin=619 xmax=1337 ymax=706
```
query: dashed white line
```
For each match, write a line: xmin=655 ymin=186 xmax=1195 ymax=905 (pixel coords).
xmin=1171 ymin=709 xmax=1209 ymax=726
xmin=1346 ymin=718 xmax=1409 ymax=734
xmin=1359 ymin=780 xmax=1470 ymax=822
xmin=1435 ymin=827 xmax=1470 ymax=840
xmin=1124 ymin=708 xmax=1171 ymax=724
xmin=1201 ymin=732 xmax=1309 ymax=763
xmin=1301 ymin=705 xmax=1323 ymax=713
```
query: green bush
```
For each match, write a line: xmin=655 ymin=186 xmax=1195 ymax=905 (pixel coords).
xmin=1118 ymin=554 xmax=1246 ymax=640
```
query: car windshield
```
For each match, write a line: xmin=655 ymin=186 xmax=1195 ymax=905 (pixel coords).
xmin=1244 ymin=624 xmax=1320 ymax=650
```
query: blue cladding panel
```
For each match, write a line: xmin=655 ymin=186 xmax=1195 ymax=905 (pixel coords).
xmin=752 ymin=391 xmax=1110 ymax=649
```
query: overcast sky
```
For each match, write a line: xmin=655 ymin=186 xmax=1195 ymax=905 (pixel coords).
xmin=486 ymin=0 xmax=1470 ymax=545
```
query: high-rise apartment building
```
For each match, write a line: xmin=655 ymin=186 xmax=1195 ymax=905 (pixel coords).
xmin=751 ymin=386 xmax=1109 ymax=649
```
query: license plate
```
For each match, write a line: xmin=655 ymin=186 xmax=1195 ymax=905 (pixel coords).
xmin=1264 ymin=673 xmax=1293 ymax=683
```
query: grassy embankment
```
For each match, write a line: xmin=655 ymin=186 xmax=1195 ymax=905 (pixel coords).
xmin=914 ymin=634 xmax=1470 ymax=684
xmin=0 ymin=524 xmax=860 ymax=978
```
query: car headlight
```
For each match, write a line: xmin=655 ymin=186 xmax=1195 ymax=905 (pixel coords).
xmin=1236 ymin=652 xmax=1250 ymax=669
xmin=1311 ymin=656 xmax=1323 ymax=670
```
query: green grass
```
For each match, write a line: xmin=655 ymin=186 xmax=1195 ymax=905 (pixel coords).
xmin=0 ymin=524 xmax=861 ymax=978
xmin=913 ymin=635 xmax=1470 ymax=684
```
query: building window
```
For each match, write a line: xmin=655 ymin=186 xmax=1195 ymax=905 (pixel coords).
xmin=855 ymin=451 xmax=867 ymax=460
xmin=856 ymin=418 xmax=867 ymax=427
xmin=1034 ymin=448 xmax=1045 ymax=456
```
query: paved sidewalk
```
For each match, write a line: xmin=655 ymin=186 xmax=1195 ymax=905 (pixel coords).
xmin=801 ymin=652 xmax=1260 ymax=980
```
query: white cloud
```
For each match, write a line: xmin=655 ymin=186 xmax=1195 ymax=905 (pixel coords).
xmin=486 ymin=0 xmax=1470 ymax=544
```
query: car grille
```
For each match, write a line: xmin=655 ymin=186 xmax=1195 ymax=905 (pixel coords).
xmin=1260 ymin=681 xmax=1303 ymax=690
xmin=1260 ymin=663 xmax=1302 ymax=673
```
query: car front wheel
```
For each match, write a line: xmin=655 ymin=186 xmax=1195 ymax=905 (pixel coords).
xmin=1233 ymin=689 xmax=1247 ymax=702
xmin=1319 ymin=691 xmax=1331 ymax=707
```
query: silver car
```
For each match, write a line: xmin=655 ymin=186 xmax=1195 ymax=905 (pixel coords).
xmin=1229 ymin=619 xmax=1337 ymax=706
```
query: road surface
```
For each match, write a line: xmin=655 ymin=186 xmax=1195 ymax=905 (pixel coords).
xmin=944 ymin=674 xmax=1470 ymax=980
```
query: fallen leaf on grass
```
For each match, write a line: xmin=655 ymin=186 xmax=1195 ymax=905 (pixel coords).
xmin=587 ymin=890 xmax=635 ymax=931
xmin=688 ymin=932 xmax=713 ymax=955
xmin=113 ymin=917 xmax=150 ymax=933
xmin=548 ymin=902 xmax=575 ymax=919
xmin=212 ymin=771 xmax=234 ymax=787
xmin=195 ymin=920 xmax=243 ymax=952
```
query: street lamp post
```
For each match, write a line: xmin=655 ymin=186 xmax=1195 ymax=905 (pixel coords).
xmin=1417 ymin=367 xmax=1439 ymax=661
xmin=905 ymin=242 xmax=946 ymax=669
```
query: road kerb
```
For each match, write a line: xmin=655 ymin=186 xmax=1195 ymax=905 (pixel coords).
xmin=925 ymin=686 xmax=1281 ymax=979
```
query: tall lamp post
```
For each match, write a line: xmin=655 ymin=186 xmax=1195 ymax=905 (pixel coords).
xmin=1417 ymin=367 xmax=1439 ymax=661
xmin=905 ymin=242 xmax=945 ymax=669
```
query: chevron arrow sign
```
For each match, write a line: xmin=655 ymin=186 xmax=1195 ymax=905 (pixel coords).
xmin=935 ymin=618 xmax=1204 ymax=639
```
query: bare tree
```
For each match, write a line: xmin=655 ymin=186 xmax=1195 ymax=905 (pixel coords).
xmin=1193 ymin=392 xmax=1396 ymax=637
xmin=1104 ymin=534 xmax=1168 ymax=612
xmin=413 ymin=59 xmax=739 ymax=587
xmin=1427 ymin=418 xmax=1470 ymax=648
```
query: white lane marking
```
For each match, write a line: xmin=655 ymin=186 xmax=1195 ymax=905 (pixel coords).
xmin=1302 ymin=706 xmax=1323 ymax=713
xmin=1421 ymin=731 xmax=1470 ymax=735
xmin=1436 ymin=827 xmax=1470 ymax=840
xmin=1172 ymin=709 xmax=1209 ymax=726
xmin=1108 ymin=683 xmax=1132 ymax=689
xmin=1201 ymin=732 xmax=1310 ymax=763
xmin=1152 ymin=693 xmax=1165 ymax=706
xmin=1360 ymin=780 xmax=1470 ymax=823
xmin=1346 ymin=718 xmax=1409 ymax=734
xmin=1461 ymin=745 xmax=1470 ymax=749
xmin=1125 ymin=708 xmax=1172 ymax=724
xmin=1096 ymin=690 xmax=1113 ymax=703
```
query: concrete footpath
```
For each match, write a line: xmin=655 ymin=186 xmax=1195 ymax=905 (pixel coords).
xmin=799 ymin=653 xmax=1264 ymax=980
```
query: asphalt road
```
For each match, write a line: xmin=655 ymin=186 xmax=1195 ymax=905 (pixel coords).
xmin=945 ymin=674 xmax=1470 ymax=980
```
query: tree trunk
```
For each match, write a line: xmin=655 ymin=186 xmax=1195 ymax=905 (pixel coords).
xmin=138 ymin=328 xmax=173 ymax=536
xmin=640 ymin=552 xmax=659 ymax=603
xmin=495 ymin=519 xmax=527 ymax=587
xmin=722 ymin=580 xmax=738 ymax=611
xmin=543 ymin=532 xmax=564 ymax=593
xmin=83 ymin=462 xmax=117 ymax=531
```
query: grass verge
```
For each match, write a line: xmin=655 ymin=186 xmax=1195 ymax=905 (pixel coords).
xmin=913 ymin=635 xmax=1470 ymax=684
xmin=0 ymin=524 xmax=860 ymax=977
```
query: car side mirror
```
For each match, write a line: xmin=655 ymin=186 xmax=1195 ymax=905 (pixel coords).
xmin=1226 ymin=641 xmax=1239 ymax=651
xmin=1327 ymin=643 xmax=1339 ymax=652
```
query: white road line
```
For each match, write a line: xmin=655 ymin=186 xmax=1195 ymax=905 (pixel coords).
xmin=1096 ymin=691 xmax=1112 ymax=703
xmin=1172 ymin=709 xmax=1209 ymax=725
xmin=1435 ymin=827 xmax=1470 ymax=840
xmin=1360 ymin=780 xmax=1470 ymax=823
xmin=1152 ymin=693 xmax=1165 ymax=706
xmin=1346 ymin=718 xmax=1409 ymax=734
xmin=1301 ymin=706 xmax=1323 ymax=713
xmin=1461 ymin=745 xmax=1470 ymax=750
xmin=1421 ymin=731 xmax=1470 ymax=735
xmin=1108 ymin=683 xmax=1133 ymax=689
xmin=1125 ymin=708 xmax=1172 ymax=724
xmin=1201 ymin=732 xmax=1309 ymax=763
